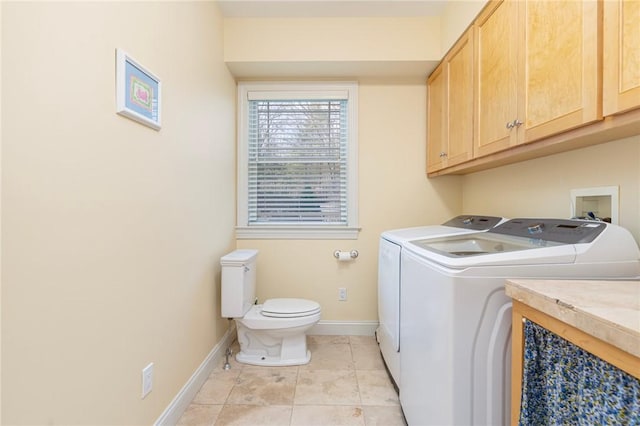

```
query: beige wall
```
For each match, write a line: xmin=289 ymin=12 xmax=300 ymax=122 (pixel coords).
xmin=462 ymin=136 xmax=640 ymax=243
xmin=224 ymin=16 xmax=442 ymax=78
xmin=0 ymin=1 xmax=3 ymax=421
xmin=225 ymin=17 xmax=442 ymax=62
xmin=2 ymin=2 xmax=236 ymax=424
xmin=226 ymin=14 xmax=462 ymax=322
xmin=238 ymin=80 xmax=462 ymax=320
xmin=440 ymin=0 xmax=488 ymax=53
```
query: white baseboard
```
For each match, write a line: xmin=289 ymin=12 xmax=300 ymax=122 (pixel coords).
xmin=309 ymin=320 xmax=379 ymax=336
xmin=154 ymin=325 xmax=236 ymax=426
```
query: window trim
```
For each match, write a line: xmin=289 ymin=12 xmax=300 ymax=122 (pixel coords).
xmin=236 ymin=81 xmax=359 ymax=240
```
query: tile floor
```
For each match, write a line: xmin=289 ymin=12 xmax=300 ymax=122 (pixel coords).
xmin=177 ymin=335 xmax=406 ymax=426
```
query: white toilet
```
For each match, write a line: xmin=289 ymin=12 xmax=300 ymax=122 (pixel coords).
xmin=221 ymin=249 xmax=321 ymax=366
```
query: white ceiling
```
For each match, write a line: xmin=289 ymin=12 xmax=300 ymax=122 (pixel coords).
xmin=218 ymin=0 xmax=448 ymax=18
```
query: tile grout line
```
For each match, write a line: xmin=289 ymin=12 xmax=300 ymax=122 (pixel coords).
xmin=289 ymin=365 xmax=301 ymax=425
xmin=350 ymin=340 xmax=365 ymax=410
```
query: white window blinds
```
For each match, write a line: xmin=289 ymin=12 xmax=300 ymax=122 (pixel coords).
xmin=237 ymin=82 xmax=358 ymax=239
xmin=247 ymin=97 xmax=348 ymax=225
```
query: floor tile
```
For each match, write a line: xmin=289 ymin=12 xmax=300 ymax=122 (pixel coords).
xmin=214 ymin=405 xmax=292 ymax=426
xmin=180 ymin=335 xmax=404 ymax=426
xmin=295 ymin=369 xmax=360 ymax=405
xmin=177 ymin=404 xmax=223 ymax=426
xmin=308 ymin=335 xmax=350 ymax=345
xmin=193 ymin=370 xmax=240 ymax=405
xmin=349 ymin=335 xmax=377 ymax=345
xmin=356 ymin=370 xmax=400 ymax=406
xmin=302 ymin=343 xmax=354 ymax=371
xmin=226 ymin=368 xmax=298 ymax=405
xmin=290 ymin=405 xmax=366 ymax=426
xmin=351 ymin=344 xmax=385 ymax=370
xmin=362 ymin=405 xmax=407 ymax=426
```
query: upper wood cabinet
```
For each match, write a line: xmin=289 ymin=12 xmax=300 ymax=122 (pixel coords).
xmin=427 ymin=63 xmax=447 ymax=172
xmin=426 ymin=0 xmax=639 ymax=176
xmin=474 ymin=0 xmax=602 ymax=158
xmin=427 ymin=31 xmax=474 ymax=173
xmin=603 ymin=0 xmax=640 ymax=116
xmin=474 ymin=0 xmax=519 ymax=157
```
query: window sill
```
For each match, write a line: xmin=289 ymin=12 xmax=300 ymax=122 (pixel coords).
xmin=236 ymin=225 xmax=361 ymax=240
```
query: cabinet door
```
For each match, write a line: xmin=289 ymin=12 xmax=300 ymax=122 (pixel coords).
xmin=427 ymin=33 xmax=474 ymax=174
xmin=474 ymin=0 xmax=519 ymax=157
xmin=603 ymin=0 xmax=640 ymax=116
xmin=521 ymin=0 xmax=601 ymax=143
xmin=446 ymin=31 xmax=474 ymax=167
xmin=427 ymin=64 xmax=446 ymax=173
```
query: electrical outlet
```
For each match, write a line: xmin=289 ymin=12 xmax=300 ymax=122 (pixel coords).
xmin=338 ymin=287 xmax=347 ymax=301
xmin=142 ymin=363 xmax=154 ymax=399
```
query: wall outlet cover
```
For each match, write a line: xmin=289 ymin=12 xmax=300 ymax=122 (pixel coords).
xmin=142 ymin=363 xmax=154 ymax=399
xmin=338 ymin=287 xmax=347 ymax=301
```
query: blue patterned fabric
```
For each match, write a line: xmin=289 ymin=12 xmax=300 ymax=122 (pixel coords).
xmin=519 ymin=319 xmax=640 ymax=425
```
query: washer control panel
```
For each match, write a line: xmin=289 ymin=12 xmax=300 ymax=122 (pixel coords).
xmin=489 ymin=218 xmax=607 ymax=244
xmin=442 ymin=215 xmax=504 ymax=231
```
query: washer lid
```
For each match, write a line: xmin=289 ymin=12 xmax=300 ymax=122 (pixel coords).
xmin=261 ymin=298 xmax=321 ymax=318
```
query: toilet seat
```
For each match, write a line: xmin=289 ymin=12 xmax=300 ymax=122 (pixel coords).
xmin=261 ymin=298 xmax=321 ymax=318
xmin=238 ymin=304 xmax=321 ymax=330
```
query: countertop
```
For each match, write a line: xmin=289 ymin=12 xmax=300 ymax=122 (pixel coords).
xmin=505 ymin=279 xmax=640 ymax=358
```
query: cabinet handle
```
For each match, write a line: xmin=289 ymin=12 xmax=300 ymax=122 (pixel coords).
xmin=506 ymin=119 xmax=523 ymax=129
xmin=439 ymin=152 xmax=448 ymax=158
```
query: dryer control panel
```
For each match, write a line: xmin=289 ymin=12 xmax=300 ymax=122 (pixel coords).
xmin=489 ymin=218 xmax=607 ymax=244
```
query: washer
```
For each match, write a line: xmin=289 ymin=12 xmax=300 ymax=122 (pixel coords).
xmin=399 ymin=218 xmax=640 ymax=426
xmin=377 ymin=215 xmax=505 ymax=388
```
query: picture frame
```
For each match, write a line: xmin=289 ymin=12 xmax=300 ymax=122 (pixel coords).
xmin=116 ymin=49 xmax=161 ymax=130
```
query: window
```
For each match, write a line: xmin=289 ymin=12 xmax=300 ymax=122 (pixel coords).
xmin=237 ymin=82 xmax=359 ymax=239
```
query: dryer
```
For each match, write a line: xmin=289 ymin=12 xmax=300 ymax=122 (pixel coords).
xmin=399 ymin=218 xmax=640 ymax=426
xmin=377 ymin=215 xmax=505 ymax=388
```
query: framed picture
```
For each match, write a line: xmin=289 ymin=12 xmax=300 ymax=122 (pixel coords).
xmin=116 ymin=49 xmax=161 ymax=130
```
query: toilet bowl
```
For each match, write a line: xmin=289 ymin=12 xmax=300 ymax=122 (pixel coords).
xmin=235 ymin=298 xmax=321 ymax=366
xmin=221 ymin=250 xmax=321 ymax=366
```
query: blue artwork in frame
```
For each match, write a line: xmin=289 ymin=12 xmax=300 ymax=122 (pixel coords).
xmin=116 ymin=49 xmax=161 ymax=130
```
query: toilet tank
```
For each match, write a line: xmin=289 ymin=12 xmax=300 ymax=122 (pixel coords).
xmin=221 ymin=249 xmax=258 ymax=318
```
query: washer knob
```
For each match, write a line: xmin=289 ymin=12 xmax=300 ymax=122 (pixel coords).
xmin=527 ymin=223 xmax=545 ymax=234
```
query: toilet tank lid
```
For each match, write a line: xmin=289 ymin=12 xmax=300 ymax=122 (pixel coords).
xmin=262 ymin=298 xmax=321 ymax=315
xmin=220 ymin=249 xmax=258 ymax=266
